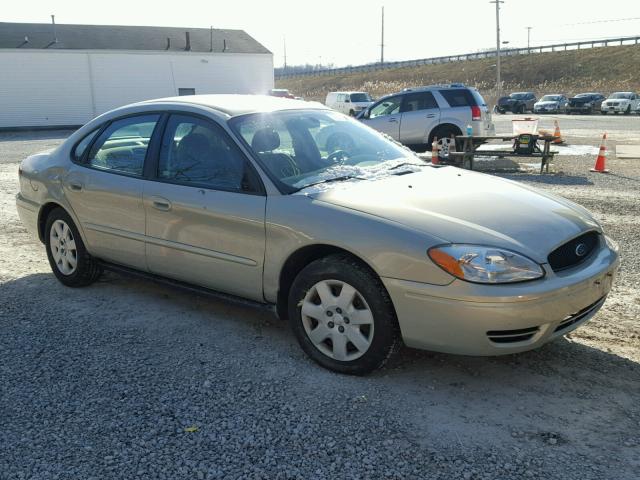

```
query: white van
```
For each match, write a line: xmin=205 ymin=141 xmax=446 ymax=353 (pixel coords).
xmin=325 ymin=91 xmax=373 ymax=116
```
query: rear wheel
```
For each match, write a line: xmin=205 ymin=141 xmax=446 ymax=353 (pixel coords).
xmin=288 ymin=254 xmax=399 ymax=375
xmin=624 ymin=106 xmax=631 ymax=115
xmin=428 ymin=125 xmax=461 ymax=152
xmin=45 ymin=208 xmax=102 ymax=287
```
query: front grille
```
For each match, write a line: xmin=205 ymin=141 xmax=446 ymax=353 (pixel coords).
xmin=487 ymin=326 xmax=539 ymax=344
xmin=554 ymin=296 xmax=606 ymax=333
xmin=548 ymin=232 xmax=600 ymax=272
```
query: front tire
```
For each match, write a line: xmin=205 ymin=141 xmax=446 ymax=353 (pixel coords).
xmin=45 ymin=208 xmax=102 ymax=287
xmin=288 ymin=254 xmax=399 ymax=375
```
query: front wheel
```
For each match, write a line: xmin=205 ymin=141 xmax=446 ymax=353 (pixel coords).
xmin=624 ymin=106 xmax=631 ymax=115
xmin=45 ymin=208 xmax=102 ymax=287
xmin=288 ymin=254 xmax=399 ymax=375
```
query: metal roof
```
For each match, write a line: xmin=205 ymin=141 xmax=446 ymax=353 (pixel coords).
xmin=141 ymin=94 xmax=327 ymax=117
xmin=0 ymin=22 xmax=270 ymax=54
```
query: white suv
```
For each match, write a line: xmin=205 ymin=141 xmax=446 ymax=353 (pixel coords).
xmin=358 ymin=84 xmax=495 ymax=151
xmin=325 ymin=91 xmax=373 ymax=116
xmin=601 ymin=92 xmax=640 ymax=115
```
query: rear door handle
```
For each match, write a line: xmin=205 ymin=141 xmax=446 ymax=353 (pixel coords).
xmin=150 ymin=196 xmax=172 ymax=212
xmin=69 ymin=182 xmax=83 ymax=191
xmin=388 ymin=117 xmax=398 ymax=123
xmin=426 ymin=113 xmax=436 ymax=118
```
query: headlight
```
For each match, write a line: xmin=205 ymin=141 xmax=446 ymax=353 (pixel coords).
xmin=428 ymin=245 xmax=544 ymax=284
xmin=605 ymin=235 xmax=619 ymax=253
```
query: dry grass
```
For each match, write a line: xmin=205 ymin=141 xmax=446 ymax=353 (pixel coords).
xmin=277 ymin=44 xmax=640 ymax=105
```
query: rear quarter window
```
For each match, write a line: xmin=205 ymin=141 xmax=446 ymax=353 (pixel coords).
xmin=72 ymin=129 xmax=100 ymax=163
xmin=439 ymin=89 xmax=477 ymax=107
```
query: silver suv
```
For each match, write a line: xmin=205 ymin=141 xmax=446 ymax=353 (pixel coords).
xmin=358 ymin=84 xmax=495 ymax=151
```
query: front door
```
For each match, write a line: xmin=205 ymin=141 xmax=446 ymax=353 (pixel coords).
xmin=64 ymin=114 xmax=161 ymax=270
xmin=143 ymin=113 xmax=266 ymax=301
xmin=361 ymin=95 xmax=402 ymax=140
xmin=398 ymin=91 xmax=441 ymax=145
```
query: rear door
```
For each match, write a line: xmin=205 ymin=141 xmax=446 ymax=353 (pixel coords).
xmin=64 ymin=114 xmax=161 ymax=270
xmin=143 ymin=113 xmax=266 ymax=301
xmin=361 ymin=95 xmax=402 ymax=140
xmin=398 ymin=91 xmax=440 ymax=145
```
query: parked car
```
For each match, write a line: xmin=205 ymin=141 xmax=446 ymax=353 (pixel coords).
xmin=16 ymin=95 xmax=619 ymax=375
xmin=269 ymin=88 xmax=295 ymax=99
xmin=496 ymin=92 xmax=537 ymax=114
xmin=533 ymin=94 xmax=569 ymax=114
xmin=357 ymin=83 xmax=495 ymax=151
xmin=601 ymin=92 xmax=640 ymax=115
xmin=326 ymin=91 xmax=373 ymax=116
xmin=567 ymin=93 xmax=605 ymax=115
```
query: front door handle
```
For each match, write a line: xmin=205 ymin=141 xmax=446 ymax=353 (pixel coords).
xmin=150 ymin=196 xmax=172 ymax=212
xmin=69 ymin=182 xmax=83 ymax=191
xmin=388 ymin=117 xmax=398 ymax=123
xmin=426 ymin=114 xmax=436 ymax=118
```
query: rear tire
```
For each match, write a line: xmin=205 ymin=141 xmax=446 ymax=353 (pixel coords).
xmin=624 ymin=106 xmax=631 ymax=115
xmin=428 ymin=125 xmax=461 ymax=152
xmin=45 ymin=208 xmax=102 ymax=287
xmin=288 ymin=254 xmax=399 ymax=375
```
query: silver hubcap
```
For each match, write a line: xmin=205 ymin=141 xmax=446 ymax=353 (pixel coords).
xmin=301 ymin=279 xmax=374 ymax=361
xmin=49 ymin=219 xmax=77 ymax=275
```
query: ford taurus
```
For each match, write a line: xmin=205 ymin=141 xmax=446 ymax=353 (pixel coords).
xmin=16 ymin=95 xmax=620 ymax=374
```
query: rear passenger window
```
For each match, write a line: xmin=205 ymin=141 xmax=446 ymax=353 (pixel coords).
xmin=158 ymin=114 xmax=250 ymax=192
xmin=400 ymin=92 xmax=438 ymax=112
xmin=439 ymin=89 xmax=475 ymax=107
xmin=72 ymin=129 xmax=99 ymax=163
xmin=87 ymin=115 xmax=160 ymax=177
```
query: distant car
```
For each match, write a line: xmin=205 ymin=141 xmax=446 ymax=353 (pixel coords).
xmin=496 ymin=92 xmax=537 ymax=114
xmin=358 ymin=83 xmax=495 ymax=151
xmin=567 ymin=93 xmax=605 ymax=115
xmin=269 ymin=89 xmax=295 ymax=99
xmin=326 ymin=91 xmax=373 ymax=116
xmin=601 ymin=92 xmax=640 ymax=115
xmin=533 ymin=94 xmax=568 ymax=114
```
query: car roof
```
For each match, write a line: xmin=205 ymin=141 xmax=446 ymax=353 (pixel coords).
xmin=140 ymin=94 xmax=328 ymax=117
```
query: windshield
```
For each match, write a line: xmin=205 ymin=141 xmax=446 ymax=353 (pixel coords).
xmin=350 ymin=93 xmax=371 ymax=102
xmin=609 ymin=93 xmax=632 ymax=99
xmin=230 ymin=109 xmax=420 ymax=193
xmin=510 ymin=93 xmax=528 ymax=100
xmin=540 ymin=95 xmax=561 ymax=102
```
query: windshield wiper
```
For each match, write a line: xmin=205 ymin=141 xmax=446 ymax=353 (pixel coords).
xmin=387 ymin=161 xmax=426 ymax=171
xmin=294 ymin=175 xmax=366 ymax=192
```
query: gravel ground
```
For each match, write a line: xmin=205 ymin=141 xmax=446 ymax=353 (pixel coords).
xmin=1 ymin=130 xmax=639 ymax=479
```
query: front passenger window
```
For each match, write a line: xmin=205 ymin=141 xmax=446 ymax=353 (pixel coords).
xmin=87 ymin=115 xmax=160 ymax=177
xmin=158 ymin=115 xmax=249 ymax=191
xmin=369 ymin=96 xmax=402 ymax=118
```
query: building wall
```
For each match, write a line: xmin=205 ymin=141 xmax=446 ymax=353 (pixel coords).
xmin=0 ymin=49 xmax=274 ymax=128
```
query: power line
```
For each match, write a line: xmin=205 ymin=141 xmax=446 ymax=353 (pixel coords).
xmin=561 ymin=17 xmax=640 ymax=26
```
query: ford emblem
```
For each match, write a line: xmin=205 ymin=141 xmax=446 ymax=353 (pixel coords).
xmin=575 ymin=243 xmax=588 ymax=257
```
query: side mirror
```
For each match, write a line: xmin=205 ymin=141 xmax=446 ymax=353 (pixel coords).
xmin=357 ymin=109 xmax=369 ymax=120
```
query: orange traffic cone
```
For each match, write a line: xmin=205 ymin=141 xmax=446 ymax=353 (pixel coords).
xmin=553 ymin=120 xmax=564 ymax=144
xmin=431 ymin=136 xmax=439 ymax=164
xmin=590 ymin=133 xmax=609 ymax=173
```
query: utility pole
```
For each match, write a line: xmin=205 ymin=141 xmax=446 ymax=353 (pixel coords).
xmin=526 ymin=26 xmax=532 ymax=52
xmin=283 ymin=36 xmax=287 ymax=70
xmin=380 ymin=6 xmax=385 ymax=64
xmin=490 ymin=1 xmax=504 ymax=98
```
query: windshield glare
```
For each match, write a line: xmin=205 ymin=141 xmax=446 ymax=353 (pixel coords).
xmin=350 ymin=93 xmax=371 ymax=102
xmin=609 ymin=93 xmax=632 ymax=99
xmin=541 ymin=95 xmax=561 ymax=101
xmin=230 ymin=110 xmax=418 ymax=192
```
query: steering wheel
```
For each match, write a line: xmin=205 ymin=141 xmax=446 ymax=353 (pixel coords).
xmin=327 ymin=150 xmax=350 ymax=164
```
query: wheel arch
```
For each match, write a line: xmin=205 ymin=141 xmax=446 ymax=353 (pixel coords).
xmin=37 ymin=202 xmax=67 ymax=243
xmin=276 ymin=244 xmax=387 ymax=320
xmin=427 ymin=122 xmax=463 ymax=145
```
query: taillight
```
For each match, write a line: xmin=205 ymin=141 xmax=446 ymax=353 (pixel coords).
xmin=471 ymin=106 xmax=482 ymax=121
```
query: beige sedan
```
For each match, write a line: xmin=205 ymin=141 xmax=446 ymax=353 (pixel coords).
xmin=16 ymin=95 xmax=619 ymax=374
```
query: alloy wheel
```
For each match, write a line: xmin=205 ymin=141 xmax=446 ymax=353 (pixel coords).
xmin=49 ymin=219 xmax=77 ymax=275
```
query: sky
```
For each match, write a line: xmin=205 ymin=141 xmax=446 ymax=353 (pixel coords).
xmin=4 ymin=0 xmax=640 ymax=67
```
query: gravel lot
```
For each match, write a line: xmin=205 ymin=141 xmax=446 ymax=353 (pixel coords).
xmin=1 ymin=127 xmax=639 ymax=480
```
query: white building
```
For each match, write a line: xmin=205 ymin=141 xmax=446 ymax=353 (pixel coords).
xmin=0 ymin=22 xmax=274 ymax=128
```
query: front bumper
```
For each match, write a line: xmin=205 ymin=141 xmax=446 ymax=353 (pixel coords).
xmin=602 ymin=104 xmax=630 ymax=113
xmin=567 ymin=105 xmax=593 ymax=112
xmin=382 ymin=244 xmax=619 ymax=356
xmin=534 ymin=106 xmax=560 ymax=113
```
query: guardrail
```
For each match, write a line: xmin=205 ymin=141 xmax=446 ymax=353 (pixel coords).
xmin=275 ymin=35 xmax=640 ymax=80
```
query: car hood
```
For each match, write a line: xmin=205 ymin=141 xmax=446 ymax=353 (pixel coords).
xmin=310 ymin=168 xmax=600 ymax=263
xmin=536 ymin=101 xmax=559 ymax=107
xmin=569 ymin=97 xmax=592 ymax=103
